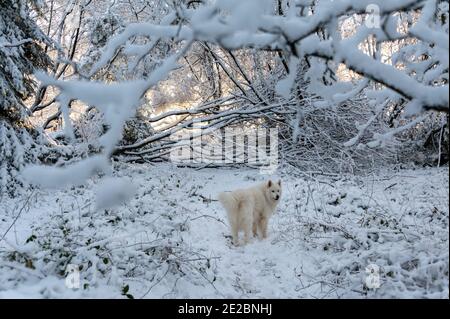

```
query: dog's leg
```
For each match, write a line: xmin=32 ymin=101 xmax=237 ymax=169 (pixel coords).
xmin=243 ymin=223 xmax=252 ymax=244
xmin=252 ymin=218 xmax=258 ymax=237
xmin=240 ymin=201 xmax=253 ymax=245
xmin=256 ymin=218 xmax=263 ymax=240
xmin=230 ymin=223 xmax=239 ymax=246
xmin=260 ymin=217 xmax=268 ymax=239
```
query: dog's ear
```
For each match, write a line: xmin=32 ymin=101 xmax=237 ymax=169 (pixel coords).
xmin=278 ymin=179 xmax=281 ymax=186
xmin=267 ymin=180 xmax=272 ymax=187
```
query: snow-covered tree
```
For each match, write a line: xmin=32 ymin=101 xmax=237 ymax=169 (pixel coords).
xmin=0 ymin=0 xmax=51 ymax=196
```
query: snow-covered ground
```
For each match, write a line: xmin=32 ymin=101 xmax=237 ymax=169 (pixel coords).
xmin=0 ymin=163 xmax=448 ymax=298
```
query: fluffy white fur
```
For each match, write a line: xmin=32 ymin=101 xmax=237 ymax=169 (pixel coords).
xmin=218 ymin=180 xmax=282 ymax=246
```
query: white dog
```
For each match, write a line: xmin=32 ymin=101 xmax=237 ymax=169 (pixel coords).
xmin=218 ymin=180 xmax=282 ymax=246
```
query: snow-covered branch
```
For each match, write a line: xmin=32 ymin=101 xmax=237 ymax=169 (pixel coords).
xmin=24 ymin=0 xmax=449 ymax=192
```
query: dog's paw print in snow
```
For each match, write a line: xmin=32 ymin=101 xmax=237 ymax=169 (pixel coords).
xmin=259 ymin=259 xmax=278 ymax=277
xmin=223 ymin=234 xmax=234 ymax=247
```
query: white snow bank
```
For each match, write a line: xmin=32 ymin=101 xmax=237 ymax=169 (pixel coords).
xmin=95 ymin=177 xmax=137 ymax=209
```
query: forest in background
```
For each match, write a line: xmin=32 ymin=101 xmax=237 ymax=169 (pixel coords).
xmin=0 ymin=0 xmax=448 ymax=196
xmin=0 ymin=0 xmax=448 ymax=299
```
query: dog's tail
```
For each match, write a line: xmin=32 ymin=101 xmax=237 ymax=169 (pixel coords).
xmin=217 ymin=191 xmax=237 ymax=214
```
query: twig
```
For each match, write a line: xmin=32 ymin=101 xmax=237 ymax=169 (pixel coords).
xmin=0 ymin=190 xmax=35 ymax=243
xmin=189 ymin=214 xmax=226 ymax=226
xmin=140 ymin=264 xmax=170 ymax=298
xmin=384 ymin=183 xmax=397 ymax=191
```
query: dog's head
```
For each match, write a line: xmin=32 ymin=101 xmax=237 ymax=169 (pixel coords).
xmin=266 ymin=179 xmax=282 ymax=202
